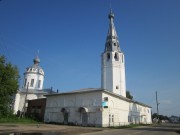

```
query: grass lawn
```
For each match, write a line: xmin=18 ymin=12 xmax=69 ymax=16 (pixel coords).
xmin=0 ymin=117 xmax=39 ymax=124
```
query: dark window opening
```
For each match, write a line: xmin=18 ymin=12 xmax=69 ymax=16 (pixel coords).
xmin=107 ymin=53 xmax=110 ymax=60
xmin=128 ymin=116 xmax=131 ymax=122
xmin=114 ymin=53 xmax=119 ymax=61
xmin=109 ymin=115 xmax=111 ymax=123
xmin=24 ymin=78 xmax=27 ymax=87
xmin=104 ymin=97 xmax=108 ymax=101
xmin=112 ymin=115 xmax=114 ymax=122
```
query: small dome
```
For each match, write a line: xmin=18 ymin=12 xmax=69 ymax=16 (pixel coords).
xmin=24 ymin=56 xmax=44 ymax=76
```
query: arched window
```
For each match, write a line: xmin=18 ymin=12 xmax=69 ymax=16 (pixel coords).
xmin=114 ymin=53 xmax=119 ymax=61
xmin=107 ymin=53 xmax=110 ymax=60
xmin=112 ymin=115 xmax=114 ymax=122
xmin=109 ymin=114 xmax=111 ymax=123
xmin=30 ymin=79 xmax=34 ymax=87
xmin=38 ymin=80 xmax=41 ymax=88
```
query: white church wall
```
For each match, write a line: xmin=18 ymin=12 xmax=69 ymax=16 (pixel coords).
xmin=101 ymin=52 xmax=126 ymax=97
xmin=13 ymin=93 xmax=20 ymax=114
xmin=112 ymin=63 xmax=121 ymax=95
xmin=129 ymin=103 xmax=140 ymax=124
xmin=129 ymin=103 xmax=152 ymax=124
xmin=27 ymin=93 xmax=38 ymax=100
xmin=101 ymin=91 xmax=152 ymax=127
xmin=44 ymin=90 xmax=152 ymax=127
xmin=146 ymin=108 xmax=152 ymax=124
xmin=119 ymin=53 xmax=126 ymax=97
xmin=13 ymin=92 xmax=38 ymax=114
xmin=24 ymin=73 xmax=44 ymax=90
xmin=18 ymin=94 xmax=26 ymax=112
xmin=44 ymin=91 xmax=103 ymax=126
xmin=102 ymin=92 xmax=130 ymax=127
xmin=102 ymin=59 xmax=113 ymax=93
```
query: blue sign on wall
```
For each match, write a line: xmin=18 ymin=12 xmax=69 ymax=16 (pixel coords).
xmin=102 ymin=101 xmax=108 ymax=108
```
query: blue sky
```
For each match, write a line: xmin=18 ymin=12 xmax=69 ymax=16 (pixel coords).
xmin=0 ymin=0 xmax=180 ymax=116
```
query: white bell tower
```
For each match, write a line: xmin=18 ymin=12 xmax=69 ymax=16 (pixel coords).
xmin=101 ymin=10 xmax=126 ymax=97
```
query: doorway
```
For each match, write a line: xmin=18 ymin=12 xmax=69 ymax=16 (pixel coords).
xmin=61 ymin=108 xmax=68 ymax=125
xmin=79 ymin=107 xmax=88 ymax=126
xmin=82 ymin=112 xmax=88 ymax=126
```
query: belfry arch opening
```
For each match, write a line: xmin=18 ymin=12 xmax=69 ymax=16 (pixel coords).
xmin=107 ymin=53 xmax=110 ymax=60
xmin=114 ymin=53 xmax=119 ymax=61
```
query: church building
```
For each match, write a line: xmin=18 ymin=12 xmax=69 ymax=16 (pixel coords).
xmin=13 ymin=56 xmax=52 ymax=114
xmin=44 ymin=10 xmax=152 ymax=127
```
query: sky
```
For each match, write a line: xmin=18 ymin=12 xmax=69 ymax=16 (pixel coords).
xmin=0 ymin=0 xmax=180 ymax=117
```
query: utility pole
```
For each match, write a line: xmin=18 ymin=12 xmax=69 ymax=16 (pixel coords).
xmin=22 ymin=82 xmax=29 ymax=118
xmin=156 ymin=91 xmax=160 ymax=121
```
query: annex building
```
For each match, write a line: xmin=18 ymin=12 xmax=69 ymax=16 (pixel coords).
xmin=44 ymin=10 xmax=152 ymax=127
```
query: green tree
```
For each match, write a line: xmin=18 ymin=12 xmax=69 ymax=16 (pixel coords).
xmin=0 ymin=55 xmax=19 ymax=117
xmin=126 ymin=90 xmax=133 ymax=100
xmin=152 ymin=113 xmax=158 ymax=119
xmin=152 ymin=113 xmax=169 ymax=121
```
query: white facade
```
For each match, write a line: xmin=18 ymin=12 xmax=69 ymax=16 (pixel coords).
xmin=44 ymin=89 xmax=152 ymax=127
xmin=101 ymin=10 xmax=126 ymax=97
xmin=13 ymin=56 xmax=46 ymax=114
xmin=23 ymin=73 xmax=44 ymax=90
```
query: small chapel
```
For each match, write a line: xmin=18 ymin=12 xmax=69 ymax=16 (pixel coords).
xmin=43 ymin=10 xmax=152 ymax=127
xmin=13 ymin=56 xmax=53 ymax=115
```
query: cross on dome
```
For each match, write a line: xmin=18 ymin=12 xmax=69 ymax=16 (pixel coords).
xmin=33 ymin=55 xmax=40 ymax=65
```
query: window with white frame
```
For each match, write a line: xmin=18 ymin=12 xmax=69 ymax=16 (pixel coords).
xmin=38 ymin=80 xmax=41 ymax=88
xmin=30 ymin=79 xmax=34 ymax=87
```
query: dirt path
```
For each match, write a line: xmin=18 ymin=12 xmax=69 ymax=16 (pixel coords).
xmin=0 ymin=124 xmax=103 ymax=134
